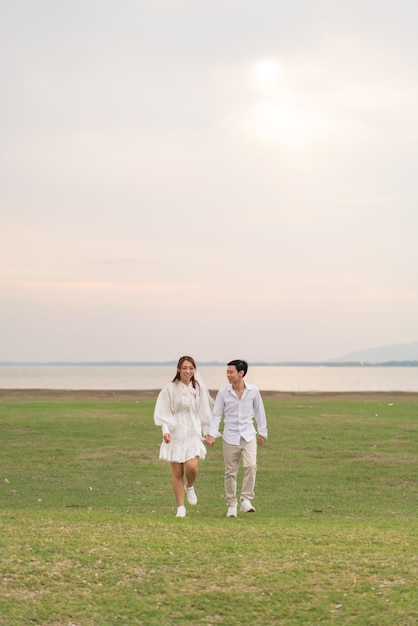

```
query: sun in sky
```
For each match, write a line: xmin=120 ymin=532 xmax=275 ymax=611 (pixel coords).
xmin=252 ymin=59 xmax=283 ymax=95
xmin=245 ymin=58 xmax=328 ymax=148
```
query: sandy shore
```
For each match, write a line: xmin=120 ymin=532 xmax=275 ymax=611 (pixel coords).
xmin=1 ymin=389 xmax=417 ymax=401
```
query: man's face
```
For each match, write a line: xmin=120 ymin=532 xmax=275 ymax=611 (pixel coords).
xmin=226 ymin=366 xmax=244 ymax=385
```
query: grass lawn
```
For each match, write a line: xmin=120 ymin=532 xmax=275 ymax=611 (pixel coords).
xmin=1 ymin=391 xmax=418 ymax=625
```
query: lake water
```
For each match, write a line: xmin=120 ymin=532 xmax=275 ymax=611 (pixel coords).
xmin=1 ymin=364 xmax=417 ymax=392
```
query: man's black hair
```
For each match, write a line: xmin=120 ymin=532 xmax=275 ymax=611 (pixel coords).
xmin=227 ymin=359 xmax=248 ymax=377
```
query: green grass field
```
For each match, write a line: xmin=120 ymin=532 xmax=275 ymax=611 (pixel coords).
xmin=1 ymin=392 xmax=418 ymax=625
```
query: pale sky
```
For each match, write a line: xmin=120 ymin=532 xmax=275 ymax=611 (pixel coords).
xmin=2 ymin=0 xmax=418 ymax=363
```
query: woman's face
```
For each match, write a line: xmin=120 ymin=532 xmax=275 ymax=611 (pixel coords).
xmin=178 ymin=360 xmax=195 ymax=385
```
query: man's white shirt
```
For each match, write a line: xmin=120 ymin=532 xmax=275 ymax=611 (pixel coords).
xmin=208 ymin=382 xmax=268 ymax=444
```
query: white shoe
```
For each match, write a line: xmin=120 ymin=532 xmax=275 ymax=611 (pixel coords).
xmin=240 ymin=497 xmax=255 ymax=513
xmin=176 ymin=505 xmax=186 ymax=517
xmin=185 ymin=485 xmax=198 ymax=506
xmin=226 ymin=505 xmax=237 ymax=518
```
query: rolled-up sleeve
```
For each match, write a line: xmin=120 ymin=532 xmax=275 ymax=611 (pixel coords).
xmin=207 ymin=391 xmax=225 ymax=438
xmin=254 ymin=389 xmax=268 ymax=439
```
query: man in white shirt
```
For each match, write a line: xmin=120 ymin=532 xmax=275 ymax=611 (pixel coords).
xmin=205 ymin=360 xmax=268 ymax=518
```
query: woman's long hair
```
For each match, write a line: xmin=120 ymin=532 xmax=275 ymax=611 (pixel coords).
xmin=172 ymin=355 xmax=199 ymax=389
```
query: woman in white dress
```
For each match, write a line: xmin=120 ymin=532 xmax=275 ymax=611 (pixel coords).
xmin=153 ymin=356 xmax=213 ymax=517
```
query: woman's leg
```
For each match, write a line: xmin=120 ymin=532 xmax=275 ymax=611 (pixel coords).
xmin=171 ymin=462 xmax=185 ymax=506
xmin=184 ymin=456 xmax=199 ymax=488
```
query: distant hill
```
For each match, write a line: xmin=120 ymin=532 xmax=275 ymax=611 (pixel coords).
xmin=330 ymin=341 xmax=418 ymax=363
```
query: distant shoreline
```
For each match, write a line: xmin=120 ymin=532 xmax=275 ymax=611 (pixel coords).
xmin=2 ymin=361 xmax=418 ymax=367
xmin=1 ymin=389 xmax=417 ymax=401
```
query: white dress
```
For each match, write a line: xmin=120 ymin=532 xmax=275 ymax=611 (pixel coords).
xmin=153 ymin=381 xmax=212 ymax=463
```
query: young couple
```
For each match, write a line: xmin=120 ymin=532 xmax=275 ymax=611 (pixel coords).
xmin=153 ymin=356 xmax=268 ymax=517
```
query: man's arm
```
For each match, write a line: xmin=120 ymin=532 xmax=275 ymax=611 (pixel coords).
xmin=205 ymin=389 xmax=225 ymax=444
xmin=253 ymin=389 xmax=268 ymax=440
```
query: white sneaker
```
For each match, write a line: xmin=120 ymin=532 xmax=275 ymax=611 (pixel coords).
xmin=185 ymin=485 xmax=198 ymax=506
xmin=176 ymin=505 xmax=186 ymax=517
xmin=240 ymin=497 xmax=255 ymax=513
xmin=226 ymin=505 xmax=237 ymax=518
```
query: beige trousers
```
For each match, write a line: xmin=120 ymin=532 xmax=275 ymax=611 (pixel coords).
xmin=223 ymin=436 xmax=257 ymax=506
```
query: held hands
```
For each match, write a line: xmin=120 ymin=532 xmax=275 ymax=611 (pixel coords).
xmin=164 ymin=432 xmax=216 ymax=446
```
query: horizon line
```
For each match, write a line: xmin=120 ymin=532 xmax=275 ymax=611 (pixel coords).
xmin=2 ymin=360 xmax=418 ymax=367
